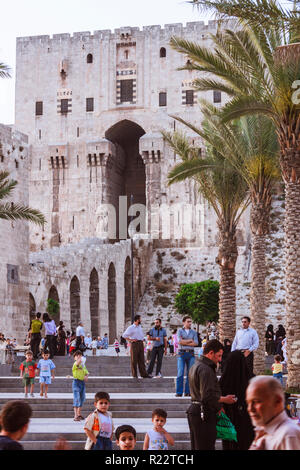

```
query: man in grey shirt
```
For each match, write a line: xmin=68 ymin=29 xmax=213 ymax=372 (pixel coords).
xmin=175 ymin=316 xmax=198 ymax=397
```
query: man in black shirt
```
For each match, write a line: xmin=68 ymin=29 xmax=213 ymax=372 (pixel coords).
xmin=0 ymin=400 xmax=32 ymax=450
xmin=187 ymin=339 xmax=236 ymax=450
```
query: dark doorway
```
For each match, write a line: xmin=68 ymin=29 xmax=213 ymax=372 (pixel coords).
xmin=48 ymin=285 xmax=60 ymax=324
xmin=124 ymin=256 xmax=132 ymax=325
xmin=105 ymin=120 xmax=146 ymax=238
xmin=90 ymin=268 xmax=99 ymax=337
xmin=29 ymin=293 xmax=36 ymax=323
xmin=70 ymin=276 xmax=80 ymax=333
xmin=108 ymin=263 xmax=116 ymax=343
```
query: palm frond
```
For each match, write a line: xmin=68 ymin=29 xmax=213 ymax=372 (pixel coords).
xmin=0 ymin=203 xmax=46 ymax=226
xmin=0 ymin=62 xmax=12 ymax=79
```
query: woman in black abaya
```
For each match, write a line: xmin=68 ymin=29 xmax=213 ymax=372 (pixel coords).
xmin=219 ymin=350 xmax=255 ymax=450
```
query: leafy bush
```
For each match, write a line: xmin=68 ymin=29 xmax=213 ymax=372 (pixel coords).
xmin=47 ymin=298 xmax=60 ymax=317
xmin=174 ymin=280 xmax=219 ymax=326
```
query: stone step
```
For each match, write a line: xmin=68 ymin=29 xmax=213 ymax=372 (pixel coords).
xmin=23 ymin=431 xmax=190 ymax=442
xmin=21 ymin=440 xmax=192 ymax=450
xmin=25 ymin=410 xmax=188 ymax=418
xmin=0 ymin=398 xmax=190 ymax=405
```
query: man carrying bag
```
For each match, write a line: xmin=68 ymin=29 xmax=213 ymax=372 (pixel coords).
xmin=187 ymin=339 xmax=236 ymax=450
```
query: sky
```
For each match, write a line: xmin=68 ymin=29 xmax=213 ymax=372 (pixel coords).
xmin=0 ymin=0 xmax=212 ymax=124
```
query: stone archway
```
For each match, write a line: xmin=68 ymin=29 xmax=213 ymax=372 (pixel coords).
xmin=70 ymin=276 xmax=80 ymax=333
xmin=89 ymin=268 xmax=99 ymax=338
xmin=108 ymin=263 xmax=116 ymax=343
xmin=105 ymin=120 xmax=146 ymax=239
xmin=29 ymin=293 xmax=36 ymax=323
xmin=124 ymin=256 xmax=132 ymax=325
xmin=48 ymin=285 xmax=60 ymax=324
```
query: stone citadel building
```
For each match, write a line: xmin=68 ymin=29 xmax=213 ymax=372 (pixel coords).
xmin=0 ymin=20 xmax=285 ymax=341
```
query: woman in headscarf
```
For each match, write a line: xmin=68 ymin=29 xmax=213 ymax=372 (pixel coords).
xmin=265 ymin=324 xmax=275 ymax=355
xmin=275 ymin=324 xmax=286 ymax=358
xmin=57 ymin=321 xmax=66 ymax=356
xmin=219 ymin=350 xmax=255 ymax=450
xmin=220 ymin=339 xmax=232 ymax=373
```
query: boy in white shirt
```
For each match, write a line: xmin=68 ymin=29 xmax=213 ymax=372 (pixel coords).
xmin=84 ymin=391 xmax=114 ymax=450
xmin=143 ymin=408 xmax=174 ymax=450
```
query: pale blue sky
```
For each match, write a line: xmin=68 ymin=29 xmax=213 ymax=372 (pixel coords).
xmin=0 ymin=0 xmax=212 ymax=124
xmin=0 ymin=0 xmax=292 ymax=124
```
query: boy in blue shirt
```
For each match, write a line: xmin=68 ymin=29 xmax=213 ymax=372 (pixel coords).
xmin=37 ymin=350 xmax=55 ymax=398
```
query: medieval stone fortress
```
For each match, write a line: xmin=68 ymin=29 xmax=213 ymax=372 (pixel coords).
xmin=0 ymin=20 xmax=285 ymax=342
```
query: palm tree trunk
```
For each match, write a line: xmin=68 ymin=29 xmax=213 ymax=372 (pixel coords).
xmin=217 ymin=224 xmax=238 ymax=343
xmin=250 ymin=233 xmax=267 ymax=374
xmin=249 ymin=197 xmax=271 ymax=375
xmin=285 ymin=182 xmax=300 ymax=388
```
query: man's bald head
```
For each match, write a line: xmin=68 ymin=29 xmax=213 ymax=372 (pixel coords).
xmin=246 ymin=376 xmax=285 ymax=427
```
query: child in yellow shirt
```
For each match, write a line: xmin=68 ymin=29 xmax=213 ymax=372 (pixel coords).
xmin=272 ymin=354 xmax=283 ymax=385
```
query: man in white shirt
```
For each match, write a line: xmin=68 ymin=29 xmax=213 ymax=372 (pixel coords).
xmin=246 ymin=376 xmax=300 ymax=450
xmin=76 ymin=322 xmax=85 ymax=351
xmin=231 ymin=316 xmax=259 ymax=375
xmin=123 ymin=315 xmax=152 ymax=379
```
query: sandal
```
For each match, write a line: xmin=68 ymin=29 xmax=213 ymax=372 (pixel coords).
xmin=73 ymin=417 xmax=81 ymax=421
xmin=78 ymin=415 xmax=85 ymax=420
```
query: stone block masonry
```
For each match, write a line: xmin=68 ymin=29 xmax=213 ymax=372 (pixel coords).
xmin=0 ymin=125 xmax=30 ymax=342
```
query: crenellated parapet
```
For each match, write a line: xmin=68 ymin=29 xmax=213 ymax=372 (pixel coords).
xmin=139 ymin=133 xmax=164 ymax=164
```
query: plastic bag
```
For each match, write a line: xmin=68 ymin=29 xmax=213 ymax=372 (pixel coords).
xmin=216 ymin=411 xmax=237 ymax=442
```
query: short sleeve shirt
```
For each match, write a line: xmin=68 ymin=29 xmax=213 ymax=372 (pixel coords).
xmin=98 ymin=412 xmax=113 ymax=438
xmin=148 ymin=327 xmax=167 ymax=347
xmin=20 ymin=360 xmax=37 ymax=378
xmin=177 ymin=328 xmax=198 ymax=350
xmin=31 ymin=319 xmax=43 ymax=334
xmin=147 ymin=429 xmax=168 ymax=450
xmin=37 ymin=359 xmax=55 ymax=377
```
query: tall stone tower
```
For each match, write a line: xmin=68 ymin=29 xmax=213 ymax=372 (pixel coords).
xmin=14 ymin=21 xmax=227 ymax=252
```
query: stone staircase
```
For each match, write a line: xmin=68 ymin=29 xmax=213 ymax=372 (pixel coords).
xmin=0 ymin=355 xmax=193 ymax=450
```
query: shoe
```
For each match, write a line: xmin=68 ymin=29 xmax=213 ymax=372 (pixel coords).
xmin=73 ymin=417 xmax=81 ymax=421
xmin=24 ymin=393 xmax=28 ymax=398
xmin=44 ymin=395 xmax=48 ymax=399
xmin=30 ymin=393 xmax=35 ymax=397
xmin=175 ymin=393 xmax=182 ymax=397
xmin=155 ymin=373 xmax=162 ymax=378
xmin=143 ymin=375 xmax=153 ymax=379
xmin=78 ymin=415 xmax=85 ymax=420
xmin=184 ymin=393 xmax=191 ymax=397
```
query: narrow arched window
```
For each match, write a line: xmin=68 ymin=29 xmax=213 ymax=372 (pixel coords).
xmin=124 ymin=50 xmax=129 ymax=60
xmin=87 ymin=54 xmax=93 ymax=64
xmin=160 ymin=47 xmax=166 ymax=58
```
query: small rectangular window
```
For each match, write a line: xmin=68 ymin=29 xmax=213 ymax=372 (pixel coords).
xmin=61 ymin=99 xmax=69 ymax=114
xmin=159 ymin=92 xmax=167 ymax=107
xmin=39 ymin=129 xmax=42 ymax=140
xmin=77 ymin=127 xmax=80 ymax=137
xmin=186 ymin=90 xmax=194 ymax=105
xmin=213 ymin=90 xmax=222 ymax=103
xmin=120 ymin=80 xmax=133 ymax=103
xmin=86 ymin=98 xmax=94 ymax=112
xmin=35 ymin=101 xmax=43 ymax=116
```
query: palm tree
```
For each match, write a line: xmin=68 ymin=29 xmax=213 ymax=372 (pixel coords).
xmin=170 ymin=12 xmax=300 ymax=385
xmin=164 ymin=123 xmax=249 ymax=343
xmin=179 ymin=106 xmax=280 ymax=372
xmin=0 ymin=62 xmax=11 ymax=79
xmin=0 ymin=171 xmax=45 ymax=225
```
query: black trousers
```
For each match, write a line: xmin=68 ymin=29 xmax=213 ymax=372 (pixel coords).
xmin=147 ymin=345 xmax=164 ymax=376
xmin=245 ymin=352 xmax=254 ymax=376
xmin=187 ymin=404 xmax=217 ymax=450
xmin=30 ymin=333 xmax=41 ymax=359
xmin=45 ymin=335 xmax=56 ymax=359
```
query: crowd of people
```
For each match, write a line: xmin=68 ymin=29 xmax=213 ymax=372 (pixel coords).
xmin=0 ymin=313 xmax=299 ymax=451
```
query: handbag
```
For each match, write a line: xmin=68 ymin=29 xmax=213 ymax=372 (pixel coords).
xmin=216 ymin=411 xmax=237 ymax=442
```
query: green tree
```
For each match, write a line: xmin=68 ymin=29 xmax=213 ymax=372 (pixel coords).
xmin=175 ymin=280 xmax=220 ymax=328
xmin=47 ymin=298 xmax=60 ymax=319
xmin=164 ymin=123 xmax=249 ymax=342
xmin=170 ymin=1 xmax=300 ymax=385
xmin=174 ymin=104 xmax=280 ymax=372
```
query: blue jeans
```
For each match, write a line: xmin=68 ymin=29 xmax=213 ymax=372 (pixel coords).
xmin=273 ymin=372 xmax=283 ymax=385
xmin=93 ymin=436 xmax=113 ymax=450
xmin=176 ymin=351 xmax=195 ymax=395
xmin=72 ymin=379 xmax=86 ymax=407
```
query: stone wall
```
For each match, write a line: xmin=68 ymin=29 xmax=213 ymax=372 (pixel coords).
xmin=28 ymin=236 xmax=152 ymax=340
xmin=15 ymin=20 xmax=238 ymax=252
xmin=0 ymin=125 xmax=30 ymax=342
